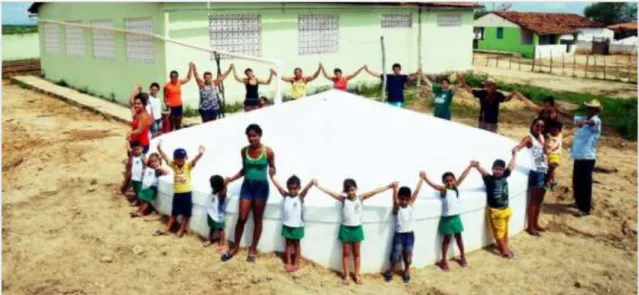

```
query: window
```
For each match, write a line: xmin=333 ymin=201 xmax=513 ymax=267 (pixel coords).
xmin=209 ymin=14 xmax=261 ymax=59
xmin=497 ymin=27 xmax=504 ymax=39
xmin=520 ymin=28 xmax=533 ymax=45
xmin=91 ymin=20 xmax=115 ymax=60
xmin=44 ymin=23 xmax=60 ymax=55
xmin=474 ymin=27 xmax=485 ymax=40
xmin=125 ymin=18 xmax=154 ymax=64
xmin=437 ymin=14 xmax=462 ymax=27
xmin=65 ymin=21 xmax=85 ymax=56
xmin=381 ymin=13 xmax=412 ymax=28
xmin=298 ymin=14 xmax=339 ymax=55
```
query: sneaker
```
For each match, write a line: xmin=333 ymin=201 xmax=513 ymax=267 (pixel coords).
xmin=383 ymin=271 xmax=393 ymax=282
xmin=402 ymin=272 xmax=411 ymax=283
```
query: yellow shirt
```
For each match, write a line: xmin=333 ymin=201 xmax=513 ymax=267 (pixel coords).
xmin=291 ymin=79 xmax=307 ymax=99
xmin=171 ymin=161 xmax=192 ymax=193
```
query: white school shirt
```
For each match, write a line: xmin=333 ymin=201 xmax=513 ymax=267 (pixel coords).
xmin=148 ymin=95 xmax=163 ymax=121
xmin=141 ymin=167 xmax=159 ymax=189
xmin=207 ymin=193 xmax=226 ymax=222
xmin=395 ymin=205 xmax=415 ymax=233
xmin=530 ymin=134 xmax=548 ymax=174
xmin=131 ymin=155 xmax=144 ymax=182
xmin=282 ymin=194 xmax=304 ymax=227
xmin=341 ymin=195 xmax=363 ymax=226
xmin=441 ymin=189 xmax=462 ymax=216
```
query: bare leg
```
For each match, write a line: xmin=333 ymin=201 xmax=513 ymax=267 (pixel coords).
xmin=502 ymin=216 xmax=513 ymax=258
xmin=353 ymin=242 xmax=362 ymax=284
xmin=249 ymin=200 xmax=267 ymax=255
xmin=402 ymin=251 xmax=412 ymax=275
xmin=293 ymin=240 xmax=301 ymax=270
xmin=439 ymin=235 xmax=451 ymax=271
xmin=163 ymin=217 xmax=176 ymax=233
xmin=229 ymin=199 xmax=252 ymax=256
xmin=533 ymin=188 xmax=546 ymax=231
xmin=175 ymin=116 xmax=183 ymax=130
xmin=342 ymin=243 xmax=351 ymax=284
xmin=284 ymin=239 xmax=293 ymax=271
xmin=218 ymin=230 xmax=227 ymax=253
xmin=177 ymin=217 xmax=190 ymax=237
xmin=454 ymin=233 xmax=467 ymax=266
xmin=526 ymin=189 xmax=538 ymax=235
xmin=138 ymin=202 xmax=150 ymax=216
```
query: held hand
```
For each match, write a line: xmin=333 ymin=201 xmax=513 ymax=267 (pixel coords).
xmin=199 ymin=145 xmax=206 ymax=154
xmin=511 ymin=147 xmax=518 ymax=155
xmin=419 ymin=171 xmax=426 ymax=179
xmin=470 ymin=160 xmax=479 ymax=168
xmin=312 ymin=179 xmax=318 ymax=186
xmin=391 ymin=182 xmax=399 ymax=189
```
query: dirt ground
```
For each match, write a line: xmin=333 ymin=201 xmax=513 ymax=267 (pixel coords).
xmin=2 ymin=79 xmax=637 ymax=295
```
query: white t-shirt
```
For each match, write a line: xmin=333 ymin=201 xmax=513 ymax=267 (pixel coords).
xmin=441 ymin=189 xmax=461 ymax=216
xmin=530 ymin=134 xmax=548 ymax=174
xmin=131 ymin=155 xmax=144 ymax=182
xmin=148 ymin=95 xmax=163 ymax=121
xmin=282 ymin=194 xmax=304 ymax=227
xmin=395 ymin=205 xmax=414 ymax=233
xmin=141 ymin=167 xmax=159 ymax=189
xmin=207 ymin=193 xmax=226 ymax=222
xmin=341 ymin=195 xmax=363 ymax=226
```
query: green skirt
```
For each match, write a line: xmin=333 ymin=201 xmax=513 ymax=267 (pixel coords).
xmin=207 ymin=215 xmax=226 ymax=230
xmin=281 ymin=225 xmax=305 ymax=240
xmin=338 ymin=225 xmax=364 ymax=243
xmin=132 ymin=180 xmax=143 ymax=195
xmin=439 ymin=215 xmax=464 ymax=236
xmin=137 ymin=187 xmax=157 ymax=202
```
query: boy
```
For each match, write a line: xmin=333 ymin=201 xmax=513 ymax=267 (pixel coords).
xmin=472 ymin=152 xmax=517 ymax=258
xmin=363 ymin=63 xmax=421 ymax=107
xmin=153 ymin=140 xmax=205 ymax=238
xmin=205 ymin=175 xmax=228 ymax=252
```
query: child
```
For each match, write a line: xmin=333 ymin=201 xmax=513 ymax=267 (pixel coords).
xmin=383 ymin=175 xmax=423 ymax=283
xmin=270 ymin=173 xmax=314 ymax=272
xmin=422 ymin=164 xmax=473 ymax=272
xmin=131 ymin=153 xmax=168 ymax=218
xmin=472 ymin=154 xmax=517 ymax=258
xmin=258 ymin=96 xmax=269 ymax=108
xmin=545 ymin=120 xmax=575 ymax=190
xmin=204 ymin=175 xmax=228 ymax=252
xmin=315 ymin=178 xmax=397 ymax=285
xmin=121 ymin=141 xmax=144 ymax=206
xmin=153 ymin=140 xmax=205 ymax=238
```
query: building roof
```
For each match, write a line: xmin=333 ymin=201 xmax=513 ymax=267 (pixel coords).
xmin=493 ymin=11 xmax=605 ymax=35
xmin=607 ymin=21 xmax=638 ymax=32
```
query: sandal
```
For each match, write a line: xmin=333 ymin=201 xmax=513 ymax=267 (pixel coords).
xmin=354 ymin=275 xmax=363 ymax=285
xmin=221 ymin=252 xmax=233 ymax=262
xmin=247 ymin=253 xmax=256 ymax=263
xmin=152 ymin=230 xmax=168 ymax=237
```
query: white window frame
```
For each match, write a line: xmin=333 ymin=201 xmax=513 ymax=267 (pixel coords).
xmin=65 ymin=21 xmax=85 ymax=57
xmin=125 ymin=18 xmax=154 ymax=64
xmin=91 ymin=20 xmax=115 ymax=60
xmin=44 ymin=23 xmax=61 ymax=55
xmin=381 ymin=13 xmax=412 ymax=28
xmin=437 ymin=14 xmax=462 ymax=27
xmin=298 ymin=14 xmax=339 ymax=56
xmin=209 ymin=14 xmax=262 ymax=59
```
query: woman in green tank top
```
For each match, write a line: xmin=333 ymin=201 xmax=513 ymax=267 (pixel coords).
xmin=222 ymin=124 xmax=276 ymax=263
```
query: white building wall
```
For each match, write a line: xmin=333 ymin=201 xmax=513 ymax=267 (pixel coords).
xmin=473 ymin=12 xmax=519 ymax=28
xmin=577 ymin=28 xmax=614 ymax=41
xmin=535 ymin=44 xmax=576 ymax=58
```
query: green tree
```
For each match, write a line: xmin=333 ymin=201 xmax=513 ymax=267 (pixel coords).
xmin=584 ymin=2 xmax=638 ymax=25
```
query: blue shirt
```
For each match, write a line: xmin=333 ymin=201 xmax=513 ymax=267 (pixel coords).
xmin=571 ymin=115 xmax=601 ymax=160
xmin=381 ymin=74 xmax=408 ymax=103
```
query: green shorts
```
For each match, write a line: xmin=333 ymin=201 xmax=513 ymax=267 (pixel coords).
xmin=207 ymin=215 xmax=225 ymax=231
xmin=338 ymin=224 xmax=364 ymax=243
xmin=281 ymin=225 xmax=305 ymax=240
xmin=439 ymin=215 xmax=464 ymax=236
xmin=137 ymin=187 xmax=157 ymax=202
xmin=132 ymin=180 xmax=142 ymax=195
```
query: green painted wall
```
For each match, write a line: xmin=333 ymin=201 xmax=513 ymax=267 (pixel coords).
xmin=2 ymin=33 xmax=40 ymax=61
xmin=477 ymin=27 xmax=537 ymax=58
xmin=37 ymin=2 xmax=166 ymax=105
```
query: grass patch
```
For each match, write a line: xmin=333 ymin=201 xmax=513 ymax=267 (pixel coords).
xmin=2 ymin=25 xmax=37 ymax=35
xmin=463 ymin=71 xmax=638 ymax=140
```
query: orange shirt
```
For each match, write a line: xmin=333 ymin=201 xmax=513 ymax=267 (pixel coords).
xmin=164 ymin=82 xmax=182 ymax=107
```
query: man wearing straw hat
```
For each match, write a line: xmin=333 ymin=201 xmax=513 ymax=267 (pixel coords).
xmin=458 ymin=75 xmax=515 ymax=133
xmin=571 ymin=100 xmax=603 ymax=217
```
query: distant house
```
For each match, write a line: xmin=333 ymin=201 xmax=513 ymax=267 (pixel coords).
xmin=28 ymin=2 xmax=478 ymax=107
xmin=474 ymin=11 xmax=610 ymax=58
xmin=608 ymin=21 xmax=638 ymax=40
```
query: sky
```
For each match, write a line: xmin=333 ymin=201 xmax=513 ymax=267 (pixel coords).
xmin=0 ymin=1 xmax=603 ymax=25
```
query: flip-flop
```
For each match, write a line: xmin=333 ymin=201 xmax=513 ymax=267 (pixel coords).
xmin=152 ymin=230 xmax=168 ymax=237
xmin=221 ymin=252 xmax=233 ymax=262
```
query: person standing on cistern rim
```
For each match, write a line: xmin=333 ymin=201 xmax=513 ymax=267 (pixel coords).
xmin=222 ymin=124 xmax=276 ymax=263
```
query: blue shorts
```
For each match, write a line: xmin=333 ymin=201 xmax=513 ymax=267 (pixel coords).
xmin=387 ymin=101 xmax=404 ymax=108
xmin=199 ymin=108 xmax=218 ymax=123
xmin=170 ymin=105 xmax=183 ymax=118
xmin=150 ymin=119 xmax=162 ymax=134
xmin=240 ymin=179 xmax=270 ymax=201
xmin=390 ymin=232 xmax=415 ymax=263
xmin=171 ymin=192 xmax=193 ymax=218
xmin=528 ymin=170 xmax=547 ymax=189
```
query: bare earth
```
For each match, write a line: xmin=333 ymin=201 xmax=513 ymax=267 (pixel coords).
xmin=2 ymin=80 xmax=637 ymax=295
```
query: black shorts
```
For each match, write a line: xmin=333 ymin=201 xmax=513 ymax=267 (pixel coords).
xmin=170 ymin=105 xmax=183 ymax=118
xmin=244 ymin=98 xmax=259 ymax=107
xmin=171 ymin=192 xmax=193 ymax=218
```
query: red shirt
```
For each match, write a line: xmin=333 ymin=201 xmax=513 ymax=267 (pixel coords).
xmin=131 ymin=115 xmax=151 ymax=146
xmin=333 ymin=77 xmax=348 ymax=91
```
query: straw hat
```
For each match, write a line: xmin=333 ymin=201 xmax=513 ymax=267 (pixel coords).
xmin=583 ymin=99 xmax=603 ymax=110
xmin=483 ymin=77 xmax=496 ymax=85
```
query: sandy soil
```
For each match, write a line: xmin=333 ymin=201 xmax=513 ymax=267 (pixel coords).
xmin=2 ymin=79 xmax=637 ymax=295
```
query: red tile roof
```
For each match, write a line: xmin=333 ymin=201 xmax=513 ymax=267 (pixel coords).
xmin=421 ymin=2 xmax=481 ymax=8
xmin=494 ymin=11 xmax=605 ymax=35
xmin=607 ymin=21 xmax=638 ymax=31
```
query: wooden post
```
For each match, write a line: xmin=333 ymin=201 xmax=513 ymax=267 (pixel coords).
xmin=603 ymin=55 xmax=606 ymax=80
xmin=518 ymin=57 xmax=522 ymax=71
xmin=509 ymin=56 xmax=512 ymax=69
xmin=486 ymin=54 xmax=489 ymax=66
xmin=573 ymin=53 xmax=577 ymax=77
xmin=532 ymin=55 xmax=536 ymax=72
xmin=562 ymin=52 xmax=565 ymax=75
xmin=550 ymin=50 xmax=553 ymax=74
xmin=628 ymin=53 xmax=632 ymax=81
xmin=214 ymin=52 xmax=225 ymax=118
xmin=496 ymin=55 xmax=499 ymax=68
xmin=380 ymin=36 xmax=387 ymax=102
xmin=585 ymin=54 xmax=589 ymax=78
xmin=593 ymin=54 xmax=597 ymax=79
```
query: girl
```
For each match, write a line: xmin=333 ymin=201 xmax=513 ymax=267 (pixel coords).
xmin=164 ymin=63 xmax=193 ymax=131
xmin=545 ymin=120 xmax=576 ymax=190
xmin=281 ymin=65 xmax=322 ymax=100
xmin=320 ymin=64 xmax=365 ymax=92
xmin=192 ymin=62 xmax=233 ymax=123
xmin=205 ymin=175 xmax=228 ymax=253
xmin=383 ymin=175 xmax=423 ymax=283
xmin=131 ymin=153 xmax=168 ymax=218
xmin=422 ymin=163 xmax=473 ymax=272
xmin=513 ymin=118 xmax=548 ymax=237
xmin=422 ymin=73 xmax=455 ymax=121
xmin=233 ymin=67 xmax=276 ymax=112
xmin=222 ymin=124 xmax=276 ymax=263
xmin=270 ymin=174 xmax=314 ymax=272
xmin=315 ymin=178 xmax=396 ymax=285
